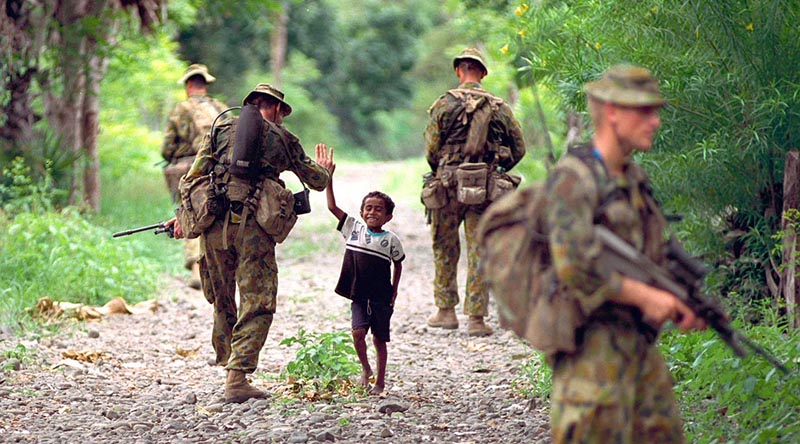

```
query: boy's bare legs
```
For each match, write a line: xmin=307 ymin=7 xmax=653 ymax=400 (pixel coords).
xmin=352 ymin=328 xmax=373 ymax=388
xmin=370 ymin=336 xmax=388 ymax=395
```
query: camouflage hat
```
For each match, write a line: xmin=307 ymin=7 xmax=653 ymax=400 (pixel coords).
xmin=242 ymin=83 xmax=292 ymax=116
xmin=177 ymin=63 xmax=216 ymax=84
xmin=453 ymin=47 xmax=488 ymax=75
xmin=583 ymin=64 xmax=665 ymax=107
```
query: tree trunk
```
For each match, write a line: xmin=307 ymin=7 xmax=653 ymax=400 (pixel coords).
xmin=270 ymin=1 xmax=289 ymax=89
xmin=780 ymin=149 xmax=800 ymax=329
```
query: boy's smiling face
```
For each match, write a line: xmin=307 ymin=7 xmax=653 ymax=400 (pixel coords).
xmin=360 ymin=196 xmax=392 ymax=232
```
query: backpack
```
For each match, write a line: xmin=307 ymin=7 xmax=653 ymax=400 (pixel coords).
xmin=176 ymin=105 xmax=302 ymax=243
xmin=476 ymin=145 xmax=606 ymax=354
xmin=189 ymin=97 xmax=227 ymax=153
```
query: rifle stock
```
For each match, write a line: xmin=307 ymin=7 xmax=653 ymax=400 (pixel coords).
xmin=594 ymin=225 xmax=789 ymax=374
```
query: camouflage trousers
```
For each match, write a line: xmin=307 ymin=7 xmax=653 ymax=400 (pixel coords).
xmin=550 ymin=322 xmax=684 ymax=444
xmin=430 ymin=196 xmax=489 ymax=316
xmin=200 ymin=216 xmax=278 ymax=374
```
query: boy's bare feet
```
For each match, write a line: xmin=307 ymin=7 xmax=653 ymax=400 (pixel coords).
xmin=369 ymin=383 xmax=385 ymax=395
xmin=359 ymin=369 xmax=373 ymax=388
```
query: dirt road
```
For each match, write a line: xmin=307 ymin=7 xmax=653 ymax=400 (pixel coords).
xmin=0 ymin=161 xmax=551 ymax=444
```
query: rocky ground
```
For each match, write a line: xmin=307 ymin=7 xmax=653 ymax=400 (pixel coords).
xmin=0 ymin=161 xmax=551 ymax=444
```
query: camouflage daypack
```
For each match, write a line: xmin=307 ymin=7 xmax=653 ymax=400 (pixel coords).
xmin=422 ymin=89 xmax=521 ymax=209
xmin=476 ymin=145 xmax=606 ymax=354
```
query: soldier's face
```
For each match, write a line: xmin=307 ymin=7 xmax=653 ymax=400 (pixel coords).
xmin=610 ymin=104 xmax=661 ymax=153
xmin=360 ymin=197 xmax=392 ymax=232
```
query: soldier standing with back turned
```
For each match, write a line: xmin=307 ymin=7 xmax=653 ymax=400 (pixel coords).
xmin=161 ymin=64 xmax=227 ymax=289
xmin=423 ymin=47 xmax=526 ymax=336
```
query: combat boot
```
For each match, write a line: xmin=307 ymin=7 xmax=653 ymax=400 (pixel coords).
xmin=467 ymin=315 xmax=493 ymax=337
xmin=188 ymin=262 xmax=202 ymax=290
xmin=427 ymin=307 xmax=458 ymax=329
xmin=224 ymin=369 xmax=268 ymax=403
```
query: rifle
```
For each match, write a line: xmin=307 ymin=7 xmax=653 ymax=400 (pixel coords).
xmin=595 ymin=225 xmax=790 ymax=374
xmin=113 ymin=222 xmax=174 ymax=239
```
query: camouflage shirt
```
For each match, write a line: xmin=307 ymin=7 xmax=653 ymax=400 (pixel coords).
xmin=545 ymin=148 xmax=668 ymax=329
xmin=185 ymin=117 xmax=330 ymax=192
xmin=161 ymin=94 xmax=228 ymax=162
xmin=424 ymin=82 xmax=526 ymax=171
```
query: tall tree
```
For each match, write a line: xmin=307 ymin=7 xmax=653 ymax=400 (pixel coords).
xmin=1 ymin=0 xmax=165 ymax=211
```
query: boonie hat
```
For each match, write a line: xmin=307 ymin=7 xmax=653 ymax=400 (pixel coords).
xmin=177 ymin=63 xmax=216 ymax=84
xmin=453 ymin=47 xmax=488 ymax=75
xmin=584 ymin=64 xmax=665 ymax=107
xmin=242 ymin=83 xmax=293 ymax=116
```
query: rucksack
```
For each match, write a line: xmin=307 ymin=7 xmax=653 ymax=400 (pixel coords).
xmin=176 ymin=105 xmax=303 ymax=243
xmin=189 ymin=97 xmax=227 ymax=153
xmin=476 ymin=145 xmax=606 ymax=354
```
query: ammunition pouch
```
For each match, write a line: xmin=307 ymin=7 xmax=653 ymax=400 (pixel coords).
xmin=255 ymin=177 xmax=298 ymax=243
xmin=455 ymin=162 xmax=489 ymax=205
xmin=488 ymin=170 xmax=521 ymax=202
xmin=421 ymin=172 xmax=448 ymax=210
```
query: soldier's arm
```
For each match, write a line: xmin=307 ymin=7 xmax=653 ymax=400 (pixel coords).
xmin=545 ymin=163 xmax=623 ymax=318
xmin=161 ymin=113 xmax=180 ymax=162
xmin=423 ymin=99 xmax=446 ymax=171
xmin=499 ymin=104 xmax=527 ymax=170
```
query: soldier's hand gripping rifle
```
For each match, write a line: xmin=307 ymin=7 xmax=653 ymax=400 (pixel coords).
xmin=113 ymin=222 xmax=175 ymax=239
xmin=595 ymin=225 xmax=790 ymax=374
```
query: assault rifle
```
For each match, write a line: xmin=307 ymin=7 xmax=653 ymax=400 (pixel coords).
xmin=595 ymin=225 xmax=790 ymax=374
xmin=113 ymin=221 xmax=174 ymax=239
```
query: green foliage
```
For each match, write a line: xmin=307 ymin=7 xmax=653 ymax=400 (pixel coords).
xmin=661 ymin=324 xmax=799 ymax=443
xmin=280 ymin=329 xmax=362 ymax=398
xmin=0 ymin=209 xmax=163 ymax=330
xmin=1 ymin=343 xmax=30 ymax=370
xmin=0 ymin=157 xmax=64 ymax=216
xmin=512 ymin=351 xmax=552 ymax=399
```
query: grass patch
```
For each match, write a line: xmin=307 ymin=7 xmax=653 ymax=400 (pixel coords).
xmin=0 ymin=209 xmax=164 ymax=330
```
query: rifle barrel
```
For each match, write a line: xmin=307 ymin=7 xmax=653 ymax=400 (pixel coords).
xmin=112 ymin=223 xmax=165 ymax=238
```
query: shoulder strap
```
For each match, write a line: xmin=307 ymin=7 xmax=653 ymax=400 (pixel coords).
xmin=564 ymin=143 xmax=618 ymax=221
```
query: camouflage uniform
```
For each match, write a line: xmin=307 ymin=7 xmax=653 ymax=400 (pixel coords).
xmin=184 ymin=93 xmax=329 ymax=373
xmin=162 ymin=69 xmax=227 ymax=270
xmin=545 ymin=66 xmax=683 ymax=443
xmin=424 ymin=81 xmax=526 ymax=316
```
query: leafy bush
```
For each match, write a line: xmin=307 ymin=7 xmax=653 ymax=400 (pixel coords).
xmin=0 ymin=209 xmax=164 ymax=330
xmin=661 ymin=325 xmax=799 ymax=444
xmin=280 ymin=329 xmax=361 ymax=399
xmin=0 ymin=157 xmax=64 ymax=216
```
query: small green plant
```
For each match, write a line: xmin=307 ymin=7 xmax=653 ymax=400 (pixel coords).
xmin=280 ymin=329 xmax=361 ymax=399
xmin=1 ymin=343 xmax=29 ymax=370
xmin=512 ymin=351 xmax=552 ymax=399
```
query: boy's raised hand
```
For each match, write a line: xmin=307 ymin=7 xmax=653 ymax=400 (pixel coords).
xmin=315 ymin=143 xmax=336 ymax=175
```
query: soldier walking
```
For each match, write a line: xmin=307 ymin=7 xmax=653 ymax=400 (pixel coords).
xmin=423 ymin=47 xmax=526 ymax=336
xmin=161 ymin=64 xmax=228 ymax=289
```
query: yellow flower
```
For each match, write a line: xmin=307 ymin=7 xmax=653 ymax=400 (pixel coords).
xmin=500 ymin=44 xmax=510 ymax=55
xmin=595 ymin=42 xmax=602 ymax=50
xmin=515 ymin=4 xmax=529 ymax=16
xmin=651 ymin=6 xmax=658 ymax=14
xmin=745 ymin=23 xmax=754 ymax=31
xmin=518 ymin=29 xmax=527 ymax=37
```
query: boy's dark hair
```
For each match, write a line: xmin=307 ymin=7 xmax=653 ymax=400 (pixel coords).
xmin=361 ymin=191 xmax=395 ymax=215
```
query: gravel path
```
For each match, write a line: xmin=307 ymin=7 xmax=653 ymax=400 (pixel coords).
xmin=0 ymin=161 xmax=551 ymax=444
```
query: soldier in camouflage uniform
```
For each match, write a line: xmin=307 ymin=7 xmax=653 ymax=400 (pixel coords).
xmin=170 ymin=84 xmax=330 ymax=403
xmin=161 ymin=64 xmax=228 ymax=290
xmin=545 ymin=65 xmax=706 ymax=443
xmin=424 ymin=47 xmax=526 ymax=336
